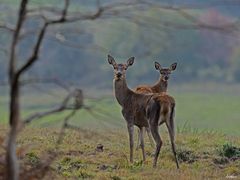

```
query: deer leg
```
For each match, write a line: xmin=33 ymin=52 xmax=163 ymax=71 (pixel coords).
xmin=166 ymin=108 xmax=179 ymax=169
xmin=150 ymin=124 xmax=162 ymax=168
xmin=145 ymin=127 xmax=155 ymax=148
xmin=139 ymin=127 xmax=146 ymax=161
xmin=127 ymin=124 xmax=134 ymax=163
xmin=136 ymin=128 xmax=141 ymax=150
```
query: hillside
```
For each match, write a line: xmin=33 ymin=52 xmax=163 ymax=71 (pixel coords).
xmin=1 ymin=0 xmax=240 ymax=87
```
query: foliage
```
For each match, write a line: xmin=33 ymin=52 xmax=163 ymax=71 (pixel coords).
xmin=217 ymin=143 xmax=240 ymax=159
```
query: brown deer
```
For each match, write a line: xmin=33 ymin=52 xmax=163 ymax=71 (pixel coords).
xmin=107 ymin=55 xmax=179 ymax=168
xmin=135 ymin=61 xmax=177 ymax=93
xmin=135 ymin=62 xmax=177 ymax=150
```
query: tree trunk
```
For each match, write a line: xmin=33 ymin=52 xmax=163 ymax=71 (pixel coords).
xmin=6 ymin=78 xmax=20 ymax=180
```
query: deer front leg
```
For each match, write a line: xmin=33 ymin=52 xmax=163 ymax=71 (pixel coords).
xmin=127 ymin=124 xmax=134 ymax=163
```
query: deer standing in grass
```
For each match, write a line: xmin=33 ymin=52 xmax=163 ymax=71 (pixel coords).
xmin=107 ymin=55 xmax=179 ymax=168
xmin=135 ymin=62 xmax=177 ymax=149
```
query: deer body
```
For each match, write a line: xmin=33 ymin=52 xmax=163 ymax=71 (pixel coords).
xmin=135 ymin=61 xmax=177 ymax=94
xmin=135 ymin=62 xmax=177 ymax=149
xmin=108 ymin=55 xmax=179 ymax=168
xmin=114 ymin=75 xmax=152 ymax=162
xmin=135 ymin=78 xmax=168 ymax=94
xmin=114 ymin=76 xmax=151 ymax=128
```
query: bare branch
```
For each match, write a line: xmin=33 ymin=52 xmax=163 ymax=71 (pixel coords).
xmin=9 ymin=0 xmax=28 ymax=82
xmin=51 ymin=33 xmax=108 ymax=53
xmin=23 ymin=89 xmax=79 ymax=124
xmin=16 ymin=0 xmax=70 ymax=79
xmin=0 ymin=23 xmax=15 ymax=32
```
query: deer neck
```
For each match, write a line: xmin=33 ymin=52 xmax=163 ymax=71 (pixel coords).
xmin=153 ymin=77 xmax=168 ymax=92
xmin=114 ymin=78 xmax=133 ymax=107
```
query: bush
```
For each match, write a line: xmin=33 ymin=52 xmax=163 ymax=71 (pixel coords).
xmin=218 ymin=143 xmax=240 ymax=160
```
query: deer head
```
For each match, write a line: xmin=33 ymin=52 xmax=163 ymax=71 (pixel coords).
xmin=108 ymin=55 xmax=135 ymax=81
xmin=154 ymin=62 xmax=177 ymax=82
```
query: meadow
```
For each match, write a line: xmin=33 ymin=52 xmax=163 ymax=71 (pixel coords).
xmin=1 ymin=82 xmax=240 ymax=135
xmin=0 ymin=83 xmax=240 ymax=179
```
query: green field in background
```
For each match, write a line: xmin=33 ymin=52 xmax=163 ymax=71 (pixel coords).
xmin=1 ymin=84 xmax=240 ymax=136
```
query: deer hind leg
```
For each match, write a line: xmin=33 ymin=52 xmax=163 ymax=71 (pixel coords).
xmin=139 ymin=127 xmax=146 ymax=161
xmin=166 ymin=106 xmax=179 ymax=169
xmin=147 ymin=100 xmax=162 ymax=167
xmin=146 ymin=127 xmax=155 ymax=148
xmin=136 ymin=129 xmax=141 ymax=150
xmin=150 ymin=124 xmax=162 ymax=168
xmin=136 ymin=127 xmax=154 ymax=150
xmin=127 ymin=124 xmax=134 ymax=163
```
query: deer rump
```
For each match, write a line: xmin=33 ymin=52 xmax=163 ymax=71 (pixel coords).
xmin=147 ymin=94 xmax=175 ymax=126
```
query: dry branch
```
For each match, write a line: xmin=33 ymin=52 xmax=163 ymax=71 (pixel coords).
xmin=23 ymin=88 xmax=82 ymax=124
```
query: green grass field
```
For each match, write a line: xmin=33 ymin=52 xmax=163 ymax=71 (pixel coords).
xmin=1 ymin=83 xmax=240 ymax=179
xmin=1 ymin=83 xmax=240 ymax=135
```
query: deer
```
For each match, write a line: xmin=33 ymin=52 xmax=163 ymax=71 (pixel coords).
xmin=135 ymin=61 xmax=177 ymax=150
xmin=107 ymin=55 xmax=179 ymax=168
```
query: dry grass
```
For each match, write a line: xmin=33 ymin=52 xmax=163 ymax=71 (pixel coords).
xmin=0 ymin=126 xmax=240 ymax=179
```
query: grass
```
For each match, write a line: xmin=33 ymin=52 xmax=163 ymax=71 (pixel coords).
xmin=1 ymin=84 xmax=240 ymax=135
xmin=0 ymin=126 xmax=240 ymax=179
xmin=0 ymin=83 xmax=240 ymax=178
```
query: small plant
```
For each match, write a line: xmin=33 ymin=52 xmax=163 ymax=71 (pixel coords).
xmin=111 ymin=175 xmax=121 ymax=180
xmin=25 ymin=152 xmax=40 ymax=166
xmin=77 ymin=170 xmax=94 ymax=179
xmin=57 ymin=157 xmax=87 ymax=177
xmin=213 ymin=157 xmax=229 ymax=165
xmin=177 ymin=149 xmax=198 ymax=163
xmin=217 ymin=143 xmax=240 ymax=160
xmin=128 ymin=160 xmax=143 ymax=171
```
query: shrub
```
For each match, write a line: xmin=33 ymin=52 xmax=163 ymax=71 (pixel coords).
xmin=217 ymin=143 xmax=240 ymax=160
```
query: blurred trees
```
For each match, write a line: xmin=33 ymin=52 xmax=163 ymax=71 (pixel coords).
xmin=1 ymin=1 xmax=240 ymax=87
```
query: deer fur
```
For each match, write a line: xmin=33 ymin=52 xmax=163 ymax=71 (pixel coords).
xmin=135 ymin=61 xmax=177 ymax=94
xmin=108 ymin=55 xmax=179 ymax=168
xmin=135 ymin=61 xmax=177 ymax=149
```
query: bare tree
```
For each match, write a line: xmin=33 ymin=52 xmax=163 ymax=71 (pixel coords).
xmin=5 ymin=0 xmax=146 ymax=179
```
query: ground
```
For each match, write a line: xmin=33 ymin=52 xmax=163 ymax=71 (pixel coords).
xmin=1 ymin=83 xmax=240 ymax=179
xmin=1 ymin=126 xmax=239 ymax=179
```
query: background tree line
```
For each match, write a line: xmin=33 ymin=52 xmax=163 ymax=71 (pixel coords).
xmin=1 ymin=0 xmax=240 ymax=91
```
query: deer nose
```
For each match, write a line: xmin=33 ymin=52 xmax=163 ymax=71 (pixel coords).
xmin=164 ymin=76 xmax=169 ymax=80
xmin=117 ymin=72 xmax=122 ymax=77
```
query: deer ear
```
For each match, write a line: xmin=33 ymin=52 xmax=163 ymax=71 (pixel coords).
xmin=127 ymin=57 xmax=135 ymax=67
xmin=108 ymin=55 xmax=116 ymax=65
xmin=170 ymin=62 xmax=177 ymax=71
xmin=155 ymin=62 xmax=161 ymax=70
